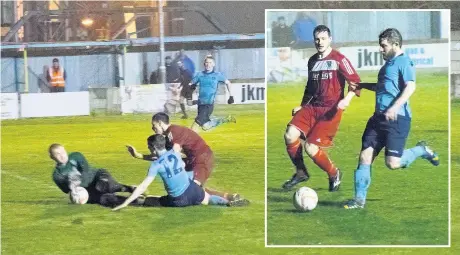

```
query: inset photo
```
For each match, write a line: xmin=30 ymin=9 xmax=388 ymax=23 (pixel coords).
xmin=266 ymin=9 xmax=450 ymax=246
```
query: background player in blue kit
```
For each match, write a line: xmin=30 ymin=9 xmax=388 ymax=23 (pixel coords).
xmin=189 ymin=55 xmax=237 ymax=132
xmin=113 ymin=134 xmax=248 ymax=211
xmin=344 ymin=28 xmax=440 ymax=209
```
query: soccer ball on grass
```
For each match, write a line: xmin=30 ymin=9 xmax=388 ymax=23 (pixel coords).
xmin=293 ymin=186 xmax=318 ymax=212
xmin=69 ymin=187 xmax=89 ymax=205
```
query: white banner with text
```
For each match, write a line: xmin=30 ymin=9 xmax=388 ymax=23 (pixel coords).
xmin=20 ymin=92 xmax=90 ymax=118
xmin=338 ymin=43 xmax=449 ymax=70
xmin=228 ymin=83 xmax=265 ymax=104
xmin=120 ymin=83 xmax=198 ymax=114
xmin=1 ymin=93 xmax=19 ymax=120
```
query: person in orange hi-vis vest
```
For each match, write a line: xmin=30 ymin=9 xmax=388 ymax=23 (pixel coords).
xmin=47 ymin=58 xmax=66 ymax=93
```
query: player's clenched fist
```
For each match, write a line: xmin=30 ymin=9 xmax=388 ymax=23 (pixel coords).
xmin=292 ymin=106 xmax=302 ymax=116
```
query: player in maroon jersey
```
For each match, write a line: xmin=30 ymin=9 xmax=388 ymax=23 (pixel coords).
xmin=126 ymin=112 xmax=244 ymax=203
xmin=282 ymin=25 xmax=361 ymax=192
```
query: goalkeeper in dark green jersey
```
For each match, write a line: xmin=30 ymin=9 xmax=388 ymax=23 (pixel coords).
xmin=49 ymin=143 xmax=139 ymax=207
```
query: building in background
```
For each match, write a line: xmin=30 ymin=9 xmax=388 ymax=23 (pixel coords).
xmin=1 ymin=0 xmax=286 ymax=43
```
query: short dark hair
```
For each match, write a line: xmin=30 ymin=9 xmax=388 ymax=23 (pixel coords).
xmin=313 ymin=25 xmax=331 ymax=37
xmin=48 ymin=143 xmax=63 ymax=154
xmin=147 ymin=134 xmax=166 ymax=151
xmin=165 ymin=56 xmax=172 ymax=60
xmin=278 ymin=16 xmax=285 ymax=21
xmin=152 ymin=112 xmax=170 ymax=124
xmin=379 ymin=28 xmax=403 ymax=47
xmin=52 ymin=58 xmax=59 ymax=63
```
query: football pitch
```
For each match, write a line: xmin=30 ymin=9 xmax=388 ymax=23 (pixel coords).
xmin=1 ymin=83 xmax=459 ymax=254
xmin=267 ymin=70 xmax=449 ymax=246
xmin=1 ymin=105 xmax=265 ymax=255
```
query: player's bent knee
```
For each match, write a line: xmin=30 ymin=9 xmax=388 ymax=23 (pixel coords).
xmin=304 ymin=142 xmax=319 ymax=157
xmin=385 ymin=159 xmax=401 ymax=170
xmin=284 ymin=127 xmax=300 ymax=143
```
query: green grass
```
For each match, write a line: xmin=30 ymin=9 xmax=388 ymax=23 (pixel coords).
xmin=2 ymin=78 xmax=459 ymax=254
xmin=267 ymin=71 xmax=449 ymax=246
xmin=1 ymin=105 xmax=265 ymax=255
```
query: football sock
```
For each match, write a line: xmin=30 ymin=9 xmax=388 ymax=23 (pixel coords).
xmin=209 ymin=195 xmax=229 ymax=206
xmin=205 ymin=188 xmax=230 ymax=200
xmin=286 ymin=139 xmax=307 ymax=176
xmin=311 ymin=149 xmax=337 ymax=178
xmin=204 ymin=188 xmax=231 ymax=200
xmin=179 ymin=103 xmax=187 ymax=116
xmin=354 ymin=164 xmax=371 ymax=204
xmin=400 ymin=146 xmax=427 ymax=168
xmin=202 ymin=117 xmax=228 ymax=131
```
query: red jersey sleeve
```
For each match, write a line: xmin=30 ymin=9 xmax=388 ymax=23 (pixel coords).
xmin=338 ymin=55 xmax=361 ymax=97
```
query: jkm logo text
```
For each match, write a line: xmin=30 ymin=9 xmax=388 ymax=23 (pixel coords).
xmin=241 ymin=85 xmax=265 ymax=102
xmin=357 ymin=49 xmax=384 ymax=68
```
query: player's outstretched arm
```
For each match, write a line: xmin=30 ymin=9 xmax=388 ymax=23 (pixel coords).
xmin=359 ymin=82 xmax=377 ymax=91
xmin=225 ymin=79 xmax=234 ymax=104
xmin=337 ymin=90 xmax=356 ymax=110
xmin=126 ymin=145 xmax=157 ymax=161
xmin=72 ymin=152 xmax=91 ymax=173
xmin=142 ymin=154 xmax=158 ymax=161
xmin=53 ymin=171 xmax=72 ymax=194
xmin=189 ymin=73 xmax=200 ymax=91
xmin=67 ymin=171 xmax=82 ymax=194
xmin=112 ymin=176 xmax=154 ymax=211
xmin=224 ymin=79 xmax=232 ymax=97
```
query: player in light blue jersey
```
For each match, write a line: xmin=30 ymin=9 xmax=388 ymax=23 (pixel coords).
xmin=113 ymin=134 xmax=249 ymax=211
xmin=345 ymin=28 xmax=440 ymax=209
xmin=189 ymin=55 xmax=236 ymax=132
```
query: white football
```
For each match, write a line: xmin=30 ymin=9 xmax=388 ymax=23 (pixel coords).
xmin=69 ymin=187 xmax=89 ymax=205
xmin=293 ymin=186 xmax=318 ymax=212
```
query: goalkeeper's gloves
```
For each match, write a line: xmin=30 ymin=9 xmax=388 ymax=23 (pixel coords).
xmin=68 ymin=171 xmax=82 ymax=192
xmin=227 ymin=96 xmax=234 ymax=104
